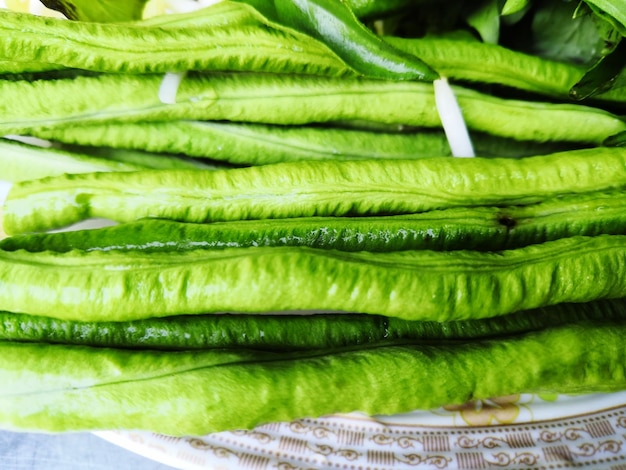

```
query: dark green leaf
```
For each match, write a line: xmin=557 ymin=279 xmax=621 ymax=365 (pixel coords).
xmin=584 ymin=0 xmax=626 ymax=36
xmin=530 ymin=0 xmax=616 ymax=65
xmin=571 ymin=40 xmax=625 ymax=99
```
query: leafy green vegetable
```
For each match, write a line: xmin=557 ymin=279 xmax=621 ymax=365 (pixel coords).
xmin=584 ymin=0 xmax=626 ymax=35
xmin=571 ymin=41 xmax=626 ymax=99
xmin=529 ymin=0 xmax=616 ymax=65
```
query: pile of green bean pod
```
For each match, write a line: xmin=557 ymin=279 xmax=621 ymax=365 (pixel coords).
xmin=1 ymin=0 xmax=626 ymax=437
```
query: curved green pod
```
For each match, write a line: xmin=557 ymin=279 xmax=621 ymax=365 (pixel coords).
xmin=35 ymin=121 xmax=456 ymax=165
xmin=0 ymin=4 xmax=351 ymax=76
xmin=1 ymin=298 xmax=625 ymax=351
xmin=1 ymin=319 xmax=625 ymax=435
xmin=385 ymin=36 xmax=626 ymax=105
xmin=4 ymin=190 xmax=626 ymax=254
xmin=0 ymin=72 xmax=622 ymax=144
xmin=32 ymin=121 xmax=579 ymax=165
xmin=2 ymin=234 xmax=626 ymax=322
xmin=4 ymin=148 xmax=626 ymax=234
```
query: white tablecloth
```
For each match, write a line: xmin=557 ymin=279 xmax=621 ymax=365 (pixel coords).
xmin=0 ymin=431 xmax=176 ymax=470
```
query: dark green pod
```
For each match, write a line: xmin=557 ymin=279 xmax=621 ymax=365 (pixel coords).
xmin=1 ymin=298 xmax=625 ymax=351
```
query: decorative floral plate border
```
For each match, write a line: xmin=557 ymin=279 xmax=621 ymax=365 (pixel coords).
xmin=96 ymin=391 xmax=626 ymax=470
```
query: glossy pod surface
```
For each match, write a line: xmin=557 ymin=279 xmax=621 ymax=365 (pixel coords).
xmin=0 ymin=298 xmax=624 ymax=351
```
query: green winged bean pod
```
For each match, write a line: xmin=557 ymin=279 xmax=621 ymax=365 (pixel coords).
xmin=4 ymin=190 xmax=626 ymax=253
xmin=385 ymin=36 xmax=626 ymax=105
xmin=35 ymin=121 xmax=456 ymax=165
xmin=1 ymin=298 xmax=625 ymax=351
xmin=32 ymin=121 xmax=578 ymax=165
xmin=0 ymin=72 xmax=623 ymax=143
xmin=0 ymin=4 xmax=352 ymax=76
xmin=4 ymin=148 xmax=626 ymax=234
xmin=3 ymin=235 xmax=626 ymax=322
xmin=1 ymin=320 xmax=626 ymax=435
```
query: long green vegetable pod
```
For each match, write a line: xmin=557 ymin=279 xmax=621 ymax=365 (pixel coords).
xmin=1 ymin=298 xmax=626 ymax=351
xmin=4 ymin=148 xmax=626 ymax=234
xmin=3 ymin=234 xmax=626 ymax=322
xmin=34 ymin=121 xmax=457 ymax=165
xmin=4 ymin=189 xmax=626 ymax=253
xmin=1 ymin=319 xmax=626 ymax=435
xmin=0 ymin=72 xmax=623 ymax=144
xmin=0 ymin=4 xmax=353 ymax=77
xmin=384 ymin=36 xmax=626 ymax=105
xmin=31 ymin=120 xmax=580 ymax=165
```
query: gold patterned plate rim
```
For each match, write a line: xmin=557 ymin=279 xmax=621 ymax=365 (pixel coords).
xmin=96 ymin=391 xmax=626 ymax=470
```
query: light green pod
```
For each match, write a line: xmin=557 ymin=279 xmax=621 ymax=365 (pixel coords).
xmin=0 ymin=72 xmax=622 ymax=144
xmin=4 ymin=148 xmax=626 ymax=234
xmin=385 ymin=36 xmax=626 ymax=105
xmin=0 ymin=4 xmax=351 ymax=76
xmin=2 ymin=234 xmax=626 ymax=322
xmin=32 ymin=120 xmax=578 ymax=165
xmin=0 ymin=138 xmax=142 ymax=182
xmin=34 ymin=121 xmax=455 ymax=165
xmin=0 ymin=138 xmax=213 ymax=183
xmin=0 ymin=320 xmax=625 ymax=435
xmin=4 ymin=189 xmax=626 ymax=254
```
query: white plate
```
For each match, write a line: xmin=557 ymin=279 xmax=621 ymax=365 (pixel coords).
xmin=96 ymin=391 xmax=626 ymax=470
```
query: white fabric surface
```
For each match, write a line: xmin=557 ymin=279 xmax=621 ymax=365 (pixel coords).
xmin=0 ymin=431 xmax=176 ymax=470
